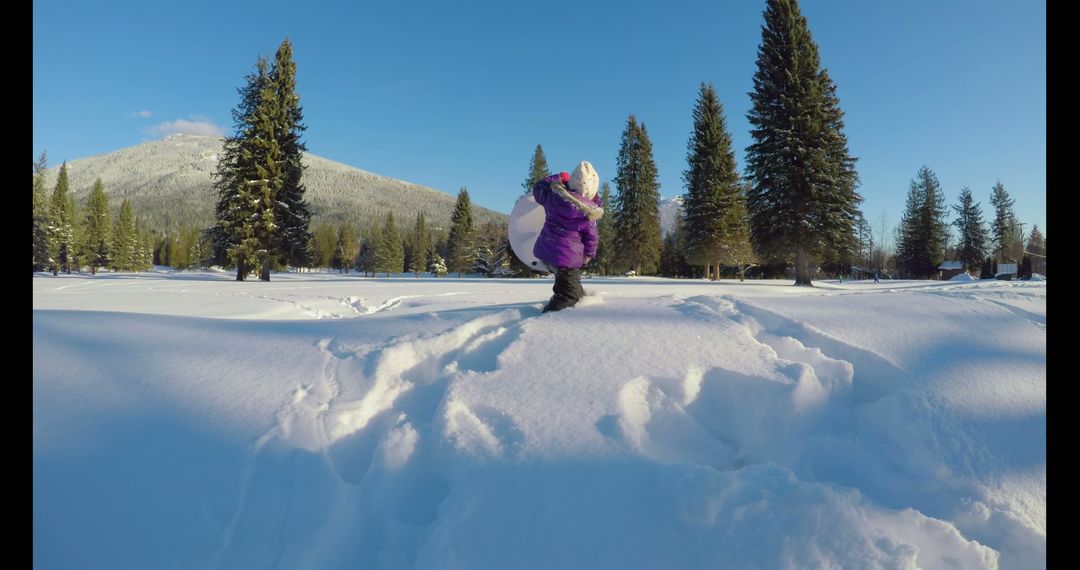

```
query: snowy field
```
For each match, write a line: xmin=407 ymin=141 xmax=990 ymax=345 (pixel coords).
xmin=33 ymin=271 xmax=1045 ymax=569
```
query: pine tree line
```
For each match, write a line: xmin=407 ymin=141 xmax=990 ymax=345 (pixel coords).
xmin=287 ymin=189 xmax=510 ymax=278
xmin=893 ymin=167 xmax=1040 ymax=279
xmin=589 ymin=0 xmax=860 ymax=284
xmin=33 ymin=153 xmax=155 ymax=275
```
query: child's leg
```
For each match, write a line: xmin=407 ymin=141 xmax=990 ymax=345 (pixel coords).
xmin=545 ymin=268 xmax=585 ymax=312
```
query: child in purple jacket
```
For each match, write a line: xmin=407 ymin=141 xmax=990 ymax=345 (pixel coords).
xmin=532 ymin=161 xmax=603 ymax=312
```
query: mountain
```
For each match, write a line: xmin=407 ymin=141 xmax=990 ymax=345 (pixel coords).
xmin=659 ymin=196 xmax=684 ymax=237
xmin=35 ymin=134 xmax=507 ymax=232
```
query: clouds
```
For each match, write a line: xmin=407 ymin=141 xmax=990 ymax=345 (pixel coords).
xmin=144 ymin=118 xmax=225 ymax=138
xmin=129 ymin=110 xmax=153 ymax=118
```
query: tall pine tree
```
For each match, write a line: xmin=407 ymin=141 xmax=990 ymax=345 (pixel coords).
xmin=375 ymin=212 xmax=404 ymax=277
xmin=82 ymin=178 xmax=111 ymax=274
xmin=214 ymin=56 xmax=271 ymax=281
xmin=66 ymin=192 xmax=83 ymax=273
xmin=1026 ymin=224 xmax=1045 ymax=275
xmin=951 ymin=187 xmax=989 ymax=273
xmin=523 ymin=144 xmax=550 ymax=194
xmin=613 ymin=115 xmax=662 ymax=275
xmin=896 ymin=166 xmax=949 ymax=278
xmin=33 ymin=152 xmax=52 ymax=272
xmin=745 ymin=0 xmax=862 ymax=285
xmin=270 ymin=38 xmax=313 ymax=270
xmin=989 ymin=181 xmax=1018 ymax=263
xmin=48 ymin=162 xmax=75 ymax=274
xmin=213 ymin=41 xmax=308 ymax=282
xmin=446 ymin=188 xmax=475 ymax=277
xmin=409 ymin=212 xmax=432 ymax=276
xmin=111 ymin=200 xmax=137 ymax=271
xmin=593 ymin=182 xmax=616 ymax=275
xmin=249 ymin=69 xmax=285 ymax=281
xmin=682 ymin=83 xmax=746 ymax=280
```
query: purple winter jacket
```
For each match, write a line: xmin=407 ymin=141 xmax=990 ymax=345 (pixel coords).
xmin=532 ymin=173 xmax=601 ymax=269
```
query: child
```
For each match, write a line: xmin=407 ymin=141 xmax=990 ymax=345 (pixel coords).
xmin=532 ymin=161 xmax=603 ymax=312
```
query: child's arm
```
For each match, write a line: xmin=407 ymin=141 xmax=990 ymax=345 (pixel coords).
xmin=532 ymin=172 xmax=571 ymax=206
xmin=581 ymin=220 xmax=598 ymax=262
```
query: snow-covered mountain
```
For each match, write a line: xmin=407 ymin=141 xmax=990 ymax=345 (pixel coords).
xmin=659 ymin=196 xmax=685 ymax=237
xmin=36 ymin=134 xmax=507 ymax=230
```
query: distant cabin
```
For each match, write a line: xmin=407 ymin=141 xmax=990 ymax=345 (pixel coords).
xmin=938 ymin=260 xmax=965 ymax=280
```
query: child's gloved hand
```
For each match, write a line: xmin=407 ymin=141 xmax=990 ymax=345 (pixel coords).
xmin=551 ymin=172 xmax=571 ymax=191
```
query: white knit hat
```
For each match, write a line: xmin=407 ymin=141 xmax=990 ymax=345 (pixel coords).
xmin=569 ymin=161 xmax=599 ymax=200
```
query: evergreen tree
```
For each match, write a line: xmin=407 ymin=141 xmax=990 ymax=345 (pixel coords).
xmin=446 ymin=187 xmax=475 ymax=276
xmin=409 ymin=212 xmax=432 ymax=276
xmin=523 ymin=144 xmax=550 ymax=194
xmin=1007 ymin=220 xmax=1026 ymax=270
xmin=82 ymin=179 xmax=111 ymax=274
xmin=1026 ymin=224 xmax=1045 ymax=275
xmin=111 ymin=200 xmax=136 ymax=271
xmin=593 ymin=182 xmax=616 ymax=275
xmin=1026 ymin=224 xmax=1045 ymax=256
xmin=855 ymin=213 xmax=874 ymax=269
xmin=48 ymin=162 xmax=75 ymax=274
xmin=131 ymin=218 xmax=147 ymax=271
xmin=951 ymin=187 xmax=989 ymax=273
xmin=33 ymin=152 xmax=52 ymax=272
xmin=989 ymin=181 xmax=1018 ymax=263
xmin=375 ymin=212 xmax=404 ymax=276
xmin=189 ymin=227 xmax=207 ymax=269
xmin=745 ymin=0 xmax=862 ymax=286
xmin=214 ymin=56 xmax=272 ymax=281
xmin=428 ymin=253 xmax=448 ymax=277
xmin=896 ymin=166 xmax=949 ymax=278
xmin=613 ymin=115 xmax=662 ymax=275
xmin=815 ymin=68 xmax=863 ymax=266
xmin=249 ymin=71 xmax=285 ymax=281
xmin=354 ymin=226 xmax=378 ymax=276
xmin=67 ymin=193 xmax=83 ymax=273
xmin=270 ymin=38 xmax=313 ymax=270
xmin=682 ymin=83 xmax=748 ymax=280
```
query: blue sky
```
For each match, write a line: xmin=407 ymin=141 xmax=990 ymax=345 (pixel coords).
xmin=33 ymin=0 xmax=1045 ymax=241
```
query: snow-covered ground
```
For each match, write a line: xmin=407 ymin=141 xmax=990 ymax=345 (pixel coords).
xmin=33 ymin=271 xmax=1045 ymax=569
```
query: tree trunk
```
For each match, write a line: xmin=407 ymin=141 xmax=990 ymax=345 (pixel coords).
xmin=260 ymin=257 xmax=271 ymax=282
xmin=236 ymin=258 xmax=246 ymax=281
xmin=794 ymin=246 xmax=813 ymax=286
